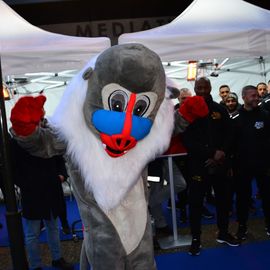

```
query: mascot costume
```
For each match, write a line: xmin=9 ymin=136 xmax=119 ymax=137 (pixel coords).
xmin=10 ymin=43 xmax=208 ymax=270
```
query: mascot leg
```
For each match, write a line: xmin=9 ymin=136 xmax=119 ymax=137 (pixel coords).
xmin=68 ymin=168 xmax=156 ymax=269
xmin=126 ymin=214 xmax=156 ymax=270
xmin=70 ymin=174 xmax=126 ymax=269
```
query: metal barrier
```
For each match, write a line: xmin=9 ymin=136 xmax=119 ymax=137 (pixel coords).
xmin=157 ymin=153 xmax=192 ymax=249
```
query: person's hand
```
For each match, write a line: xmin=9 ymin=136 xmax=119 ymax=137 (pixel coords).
xmin=179 ymin=96 xmax=209 ymax=123
xmin=10 ymin=95 xmax=46 ymax=136
xmin=213 ymin=150 xmax=225 ymax=163
xmin=58 ymin=175 xmax=65 ymax=182
xmin=205 ymin=158 xmax=217 ymax=167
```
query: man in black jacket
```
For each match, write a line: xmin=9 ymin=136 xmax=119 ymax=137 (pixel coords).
xmin=232 ymin=85 xmax=270 ymax=240
xmin=259 ymin=91 xmax=270 ymax=113
xmin=182 ymin=77 xmax=239 ymax=256
xmin=11 ymin=135 xmax=73 ymax=270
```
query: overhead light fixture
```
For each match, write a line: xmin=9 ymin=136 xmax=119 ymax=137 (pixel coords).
xmin=2 ymin=83 xmax=11 ymax=100
xmin=216 ymin=58 xmax=229 ymax=70
xmin=210 ymin=71 xmax=219 ymax=77
xmin=187 ymin=61 xmax=197 ymax=81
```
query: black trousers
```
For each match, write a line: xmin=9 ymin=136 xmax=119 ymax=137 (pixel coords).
xmin=236 ymin=169 xmax=270 ymax=227
xmin=188 ymin=167 xmax=231 ymax=238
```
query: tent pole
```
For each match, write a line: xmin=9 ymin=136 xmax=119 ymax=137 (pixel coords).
xmin=0 ymin=56 xmax=29 ymax=269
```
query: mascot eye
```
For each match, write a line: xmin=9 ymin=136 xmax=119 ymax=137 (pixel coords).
xmin=109 ymin=90 xmax=128 ymax=112
xmin=133 ymin=96 xmax=150 ymax=116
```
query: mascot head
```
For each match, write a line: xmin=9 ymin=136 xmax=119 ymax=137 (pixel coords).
xmin=50 ymin=43 xmax=174 ymax=210
xmin=82 ymin=44 xmax=165 ymax=157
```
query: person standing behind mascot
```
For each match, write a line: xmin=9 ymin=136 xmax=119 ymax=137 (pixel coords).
xmin=10 ymin=44 xmax=208 ymax=270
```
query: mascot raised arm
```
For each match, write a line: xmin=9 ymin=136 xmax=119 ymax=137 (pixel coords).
xmin=10 ymin=44 xmax=208 ymax=270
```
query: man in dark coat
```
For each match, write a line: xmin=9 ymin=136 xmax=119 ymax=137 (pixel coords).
xmin=182 ymin=77 xmax=240 ymax=256
xmin=259 ymin=89 xmax=270 ymax=113
xmin=11 ymin=130 xmax=73 ymax=270
xmin=232 ymin=85 xmax=270 ymax=240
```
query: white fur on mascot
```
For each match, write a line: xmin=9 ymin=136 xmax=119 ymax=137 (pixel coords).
xmin=10 ymin=43 xmax=208 ymax=270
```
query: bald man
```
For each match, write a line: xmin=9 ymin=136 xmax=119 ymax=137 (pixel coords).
xmin=182 ymin=77 xmax=240 ymax=256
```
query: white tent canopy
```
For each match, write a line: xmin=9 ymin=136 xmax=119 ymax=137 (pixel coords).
xmin=119 ymin=0 xmax=270 ymax=102
xmin=119 ymin=0 xmax=270 ymax=62
xmin=0 ymin=0 xmax=111 ymax=124
xmin=0 ymin=0 xmax=111 ymax=77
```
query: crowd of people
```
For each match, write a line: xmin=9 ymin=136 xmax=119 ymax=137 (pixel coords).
xmin=1 ymin=77 xmax=270 ymax=268
xmin=148 ymin=77 xmax=270 ymax=256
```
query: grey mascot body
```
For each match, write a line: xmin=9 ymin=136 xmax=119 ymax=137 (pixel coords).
xmin=10 ymin=44 xmax=206 ymax=270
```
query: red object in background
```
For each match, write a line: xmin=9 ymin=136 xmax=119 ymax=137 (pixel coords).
xmin=179 ymin=96 xmax=209 ymax=123
xmin=164 ymin=133 xmax=187 ymax=155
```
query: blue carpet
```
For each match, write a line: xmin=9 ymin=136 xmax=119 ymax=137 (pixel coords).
xmin=155 ymin=240 xmax=270 ymax=270
xmin=38 ymin=240 xmax=270 ymax=270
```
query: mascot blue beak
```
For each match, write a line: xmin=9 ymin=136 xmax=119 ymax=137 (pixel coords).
xmin=92 ymin=93 xmax=153 ymax=157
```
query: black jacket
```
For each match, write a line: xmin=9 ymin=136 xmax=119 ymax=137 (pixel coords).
xmin=260 ymin=93 xmax=270 ymax=113
xmin=232 ymin=105 xmax=270 ymax=171
xmin=11 ymin=139 xmax=67 ymax=220
xmin=182 ymin=95 xmax=233 ymax=174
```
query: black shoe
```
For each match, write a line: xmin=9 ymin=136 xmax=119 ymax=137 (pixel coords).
xmin=217 ymin=233 xmax=240 ymax=246
xmin=189 ymin=238 xmax=201 ymax=256
xmin=34 ymin=268 xmax=42 ymax=270
xmin=202 ymin=206 xmax=214 ymax=219
xmin=236 ymin=225 xmax=248 ymax=241
xmin=180 ymin=208 xmax=187 ymax=223
xmin=52 ymin=258 xmax=73 ymax=270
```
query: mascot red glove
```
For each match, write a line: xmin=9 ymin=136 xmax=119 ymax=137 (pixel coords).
xmin=179 ymin=96 xmax=209 ymax=123
xmin=10 ymin=95 xmax=46 ymax=136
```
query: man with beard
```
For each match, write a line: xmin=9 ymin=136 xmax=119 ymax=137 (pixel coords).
xmin=224 ymin=92 xmax=241 ymax=118
xmin=257 ymin=82 xmax=267 ymax=100
xmin=232 ymin=85 xmax=270 ymax=241
xmin=182 ymin=77 xmax=240 ymax=256
xmin=259 ymin=81 xmax=270 ymax=113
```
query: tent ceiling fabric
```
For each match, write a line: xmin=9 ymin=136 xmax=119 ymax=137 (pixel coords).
xmin=118 ymin=0 xmax=270 ymax=62
xmin=0 ymin=0 xmax=111 ymax=76
xmin=164 ymin=56 xmax=269 ymax=102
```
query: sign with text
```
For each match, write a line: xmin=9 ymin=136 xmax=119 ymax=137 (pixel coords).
xmin=40 ymin=16 xmax=174 ymax=45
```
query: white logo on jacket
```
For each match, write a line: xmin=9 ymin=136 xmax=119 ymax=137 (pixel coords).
xmin=254 ymin=121 xmax=264 ymax=129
